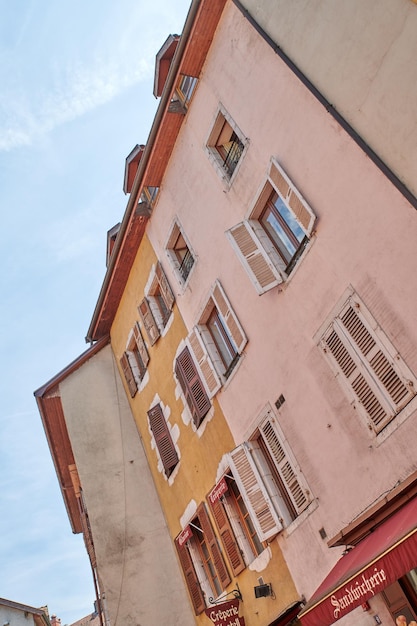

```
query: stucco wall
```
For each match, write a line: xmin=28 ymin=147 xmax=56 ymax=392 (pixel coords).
xmin=144 ymin=0 xmax=417 ymax=610
xmin=238 ymin=0 xmax=417 ymax=198
xmin=58 ymin=344 xmax=195 ymax=626
xmin=0 ymin=607 xmax=37 ymax=626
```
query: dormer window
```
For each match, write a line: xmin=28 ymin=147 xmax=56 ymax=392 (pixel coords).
xmin=106 ymin=223 xmax=121 ymax=267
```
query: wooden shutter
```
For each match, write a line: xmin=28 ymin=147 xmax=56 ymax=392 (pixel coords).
xmin=175 ymin=538 xmax=205 ymax=614
xmin=147 ymin=404 xmax=178 ymax=477
xmin=207 ymin=493 xmax=245 ymax=576
xmin=211 ymin=282 xmax=247 ymax=353
xmin=175 ymin=347 xmax=211 ymax=426
xmin=120 ymin=353 xmax=137 ymax=397
xmin=133 ymin=322 xmax=150 ymax=368
xmin=269 ymin=159 xmax=316 ymax=236
xmin=229 ymin=444 xmax=282 ymax=541
xmin=189 ymin=329 xmax=221 ymax=397
xmin=197 ymin=503 xmax=231 ymax=588
xmin=227 ymin=221 xmax=283 ymax=294
xmin=155 ymin=261 xmax=175 ymax=311
xmin=323 ymin=298 xmax=415 ymax=432
xmin=259 ymin=417 xmax=308 ymax=514
xmin=138 ymin=298 xmax=160 ymax=345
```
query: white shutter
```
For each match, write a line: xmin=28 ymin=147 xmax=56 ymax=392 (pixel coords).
xmin=269 ymin=158 xmax=316 ymax=236
xmin=229 ymin=443 xmax=282 ymax=541
xmin=227 ymin=222 xmax=283 ymax=294
xmin=259 ymin=416 xmax=308 ymax=514
xmin=211 ymin=281 xmax=247 ymax=353
xmin=189 ymin=328 xmax=221 ymax=398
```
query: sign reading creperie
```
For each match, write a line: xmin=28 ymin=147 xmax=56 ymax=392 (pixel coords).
xmin=204 ymin=599 xmax=245 ymax=626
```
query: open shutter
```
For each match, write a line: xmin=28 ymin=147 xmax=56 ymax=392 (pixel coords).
xmin=189 ymin=328 xmax=221 ymax=397
xmin=269 ymin=159 xmax=316 ymax=236
xmin=323 ymin=298 xmax=415 ymax=433
xmin=229 ymin=444 xmax=282 ymax=541
xmin=211 ymin=282 xmax=247 ymax=353
xmin=197 ymin=503 xmax=231 ymax=588
xmin=208 ymin=492 xmax=245 ymax=576
xmin=155 ymin=261 xmax=175 ymax=311
xmin=133 ymin=322 xmax=150 ymax=368
xmin=138 ymin=298 xmax=160 ymax=345
xmin=227 ymin=221 xmax=283 ymax=294
xmin=175 ymin=538 xmax=205 ymax=614
xmin=259 ymin=417 xmax=308 ymax=514
xmin=147 ymin=404 xmax=178 ymax=477
xmin=120 ymin=353 xmax=137 ymax=397
xmin=175 ymin=346 xmax=211 ymax=427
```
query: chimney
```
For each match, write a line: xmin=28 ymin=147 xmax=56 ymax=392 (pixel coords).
xmin=51 ymin=616 xmax=61 ymax=626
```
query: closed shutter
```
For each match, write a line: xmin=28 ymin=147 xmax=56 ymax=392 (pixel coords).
xmin=138 ymin=298 xmax=160 ymax=345
xmin=269 ymin=159 xmax=316 ymax=236
xmin=120 ymin=353 xmax=137 ymax=397
xmin=212 ymin=282 xmax=247 ymax=353
xmin=197 ymin=503 xmax=231 ymax=588
xmin=175 ymin=346 xmax=211 ymax=427
xmin=147 ymin=404 xmax=178 ymax=477
xmin=189 ymin=328 xmax=221 ymax=397
xmin=322 ymin=298 xmax=415 ymax=432
xmin=175 ymin=538 xmax=205 ymax=614
xmin=229 ymin=444 xmax=282 ymax=541
xmin=259 ymin=417 xmax=308 ymax=514
xmin=133 ymin=322 xmax=149 ymax=368
xmin=208 ymin=493 xmax=245 ymax=576
xmin=155 ymin=261 xmax=175 ymax=311
xmin=227 ymin=221 xmax=283 ymax=294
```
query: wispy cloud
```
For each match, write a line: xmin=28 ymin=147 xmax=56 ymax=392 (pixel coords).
xmin=0 ymin=56 xmax=150 ymax=152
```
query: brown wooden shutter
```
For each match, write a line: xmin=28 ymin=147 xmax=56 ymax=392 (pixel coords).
xmin=175 ymin=538 xmax=205 ymax=614
xmin=197 ymin=503 xmax=231 ymax=588
xmin=229 ymin=444 xmax=282 ymax=541
xmin=175 ymin=347 xmax=211 ymax=427
xmin=138 ymin=297 xmax=160 ymax=345
xmin=208 ymin=494 xmax=245 ymax=576
xmin=227 ymin=222 xmax=283 ymax=294
xmin=120 ymin=353 xmax=137 ymax=397
xmin=147 ymin=404 xmax=178 ymax=477
xmin=212 ymin=282 xmax=247 ymax=353
xmin=155 ymin=261 xmax=175 ymax=311
xmin=133 ymin=322 xmax=149 ymax=368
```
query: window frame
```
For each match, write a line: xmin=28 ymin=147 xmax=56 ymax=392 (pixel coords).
xmin=165 ymin=220 xmax=195 ymax=286
xmin=138 ymin=261 xmax=175 ymax=344
xmin=226 ymin=158 xmax=316 ymax=294
xmin=206 ymin=107 xmax=247 ymax=183
xmin=319 ymin=292 xmax=417 ymax=434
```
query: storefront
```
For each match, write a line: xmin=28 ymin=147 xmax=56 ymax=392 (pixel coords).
xmin=298 ymin=496 xmax=417 ymax=626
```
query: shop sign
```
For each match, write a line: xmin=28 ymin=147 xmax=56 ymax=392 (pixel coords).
xmin=208 ymin=477 xmax=228 ymax=504
xmin=205 ymin=599 xmax=245 ymax=626
xmin=178 ymin=525 xmax=192 ymax=547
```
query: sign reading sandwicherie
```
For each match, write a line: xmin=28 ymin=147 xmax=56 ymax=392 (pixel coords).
xmin=204 ymin=599 xmax=245 ymax=626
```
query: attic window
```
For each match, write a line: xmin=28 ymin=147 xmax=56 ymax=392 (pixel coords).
xmin=168 ymin=75 xmax=198 ymax=113
xmin=106 ymin=223 xmax=121 ymax=267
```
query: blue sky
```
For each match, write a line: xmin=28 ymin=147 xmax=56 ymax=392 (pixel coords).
xmin=0 ymin=1 xmax=190 ymax=622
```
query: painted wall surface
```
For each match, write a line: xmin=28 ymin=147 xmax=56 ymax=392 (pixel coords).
xmin=144 ymin=0 xmax=417 ymax=617
xmin=239 ymin=0 xmax=417 ymax=197
xmin=58 ymin=343 xmax=195 ymax=626
xmin=0 ymin=607 xmax=37 ymax=626
xmin=110 ymin=234 xmax=300 ymax=626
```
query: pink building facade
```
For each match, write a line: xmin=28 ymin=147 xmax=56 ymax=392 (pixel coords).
xmin=143 ymin=1 xmax=417 ymax=625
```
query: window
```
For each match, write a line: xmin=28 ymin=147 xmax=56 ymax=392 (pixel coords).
xmin=227 ymin=158 xmax=316 ymax=294
xmin=207 ymin=109 xmax=246 ymax=181
xmin=139 ymin=261 xmax=175 ymax=345
xmin=166 ymin=221 xmax=195 ymax=285
xmin=120 ymin=323 xmax=150 ymax=397
xmin=147 ymin=403 xmax=178 ymax=477
xmin=141 ymin=186 xmax=159 ymax=206
xmin=208 ymin=407 xmax=310 ymax=568
xmin=175 ymin=346 xmax=211 ymax=428
xmin=319 ymin=292 xmax=417 ymax=434
xmin=194 ymin=281 xmax=247 ymax=381
xmin=169 ymin=75 xmax=198 ymax=113
xmin=175 ymin=503 xmax=231 ymax=614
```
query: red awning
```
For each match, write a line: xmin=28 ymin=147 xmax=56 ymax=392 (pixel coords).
xmin=298 ymin=497 xmax=417 ymax=626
